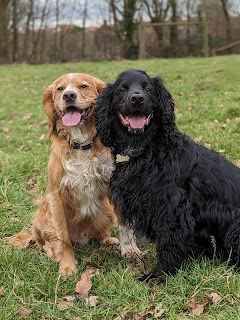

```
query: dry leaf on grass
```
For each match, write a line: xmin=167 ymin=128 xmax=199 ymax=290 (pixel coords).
xmin=188 ymin=298 xmax=207 ymax=316
xmin=70 ymin=317 xmax=82 ymax=320
xmin=131 ymin=305 xmax=155 ymax=320
xmin=154 ymin=306 xmax=165 ymax=318
xmin=75 ymin=275 xmax=92 ymax=298
xmin=39 ymin=134 xmax=45 ymax=140
xmin=205 ymin=292 xmax=221 ymax=305
xmin=85 ymin=295 xmax=99 ymax=307
xmin=235 ymin=160 xmax=240 ymax=168
xmin=22 ymin=113 xmax=33 ymax=120
xmin=10 ymin=230 xmax=34 ymax=249
xmin=0 ymin=288 xmax=6 ymax=300
xmin=18 ymin=307 xmax=33 ymax=318
xmin=57 ymin=299 xmax=74 ymax=311
xmin=3 ymin=128 xmax=9 ymax=134
xmin=75 ymin=267 xmax=100 ymax=302
xmin=194 ymin=135 xmax=203 ymax=142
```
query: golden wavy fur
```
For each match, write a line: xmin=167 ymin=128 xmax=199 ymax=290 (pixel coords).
xmin=33 ymin=73 xmax=120 ymax=275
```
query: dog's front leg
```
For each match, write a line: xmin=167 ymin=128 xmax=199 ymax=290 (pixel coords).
xmin=142 ymin=210 xmax=195 ymax=281
xmin=118 ymin=223 xmax=142 ymax=258
xmin=49 ymin=193 xmax=77 ymax=275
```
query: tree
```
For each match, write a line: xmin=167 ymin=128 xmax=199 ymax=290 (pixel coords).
xmin=142 ymin=0 xmax=170 ymax=46
xmin=0 ymin=0 xmax=11 ymax=63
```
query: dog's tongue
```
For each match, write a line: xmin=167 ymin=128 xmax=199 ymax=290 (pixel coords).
xmin=62 ymin=108 xmax=81 ymax=126
xmin=129 ymin=115 xmax=145 ymax=129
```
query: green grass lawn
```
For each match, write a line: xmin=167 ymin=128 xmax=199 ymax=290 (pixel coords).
xmin=0 ymin=56 xmax=240 ymax=319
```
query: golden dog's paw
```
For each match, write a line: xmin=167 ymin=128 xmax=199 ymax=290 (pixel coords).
xmin=101 ymin=236 xmax=120 ymax=245
xmin=59 ymin=260 xmax=77 ymax=276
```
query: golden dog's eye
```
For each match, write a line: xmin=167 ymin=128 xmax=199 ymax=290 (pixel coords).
xmin=57 ymin=87 xmax=63 ymax=91
xmin=145 ymin=87 xmax=152 ymax=92
xmin=118 ymin=88 xmax=126 ymax=93
xmin=80 ymin=85 xmax=89 ymax=89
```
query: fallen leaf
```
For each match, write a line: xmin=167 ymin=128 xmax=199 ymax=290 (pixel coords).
xmin=192 ymin=303 xmax=206 ymax=316
xmin=188 ymin=298 xmax=207 ymax=316
xmin=85 ymin=295 xmax=99 ymax=307
xmin=10 ymin=230 xmax=34 ymax=249
xmin=84 ymin=266 xmax=100 ymax=278
xmin=22 ymin=113 xmax=33 ymax=120
xmin=131 ymin=305 xmax=155 ymax=320
xmin=235 ymin=160 xmax=240 ymax=168
xmin=18 ymin=307 xmax=33 ymax=318
xmin=57 ymin=299 xmax=74 ymax=311
xmin=218 ymin=149 xmax=225 ymax=153
xmin=3 ymin=128 xmax=9 ymax=133
xmin=204 ymin=143 xmax=211 ymax=149
xmin=40 ymin=119 xmax=48 ymax=125
xmin=9 ymin=113 xmax=18 ymax=120
xmin=188 ymin=297 xmax=197 ymax=309
xmin=154 ymin=306 xmax=165 ymax=318
xmin=62 ymin=296 xmax=76 ymax=302
xmin=194 ymin=135 xmax=203 ymax=142
xmin=189 ymin=92 xmax=195 ymax=97
xmin=39 ymin=134 xmax=45 ymax=140
xmin=75 ymin=275 xmax=92 ymax=298
xmin=0 ymin=288 xmax=6 ymax=300
xmin=70 ymin=318 xmax=82 ymax=320
xmin=205 ymin=292 xmax=221 ymax=305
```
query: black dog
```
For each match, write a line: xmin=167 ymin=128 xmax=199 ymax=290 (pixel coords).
xmin=95 ymin=69 xmax=240 ymax=280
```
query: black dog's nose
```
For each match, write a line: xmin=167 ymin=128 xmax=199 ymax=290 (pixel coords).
xmin=63 ymin=90 xmax=77 ymax=101
xmin=129 ymin=93 xmax=145 ymax=104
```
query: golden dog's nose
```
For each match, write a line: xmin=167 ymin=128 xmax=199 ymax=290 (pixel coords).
xmin=63 ymin=90 xmax=77 ymax=101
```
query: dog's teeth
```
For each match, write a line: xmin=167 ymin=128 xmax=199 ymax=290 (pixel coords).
xmin=128 ymin=127 xmax=131 ymax=132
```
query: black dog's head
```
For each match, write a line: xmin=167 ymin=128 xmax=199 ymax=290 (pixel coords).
xmin=95 ymin=69 xmax=181 ymax=150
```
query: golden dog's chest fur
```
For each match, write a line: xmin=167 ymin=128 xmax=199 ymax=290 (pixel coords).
xmin=61 ymin=148 xmax=114 ymax=219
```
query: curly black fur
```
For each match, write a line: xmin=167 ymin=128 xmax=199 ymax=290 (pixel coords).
xmin=95 ymin=69 xmax=240 ymax=280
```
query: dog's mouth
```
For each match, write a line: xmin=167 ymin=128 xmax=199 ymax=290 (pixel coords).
xmin=118 ymin=112 xmax=152 ymax=133
xmin=61 ymin=106 xmax=93 ymax=126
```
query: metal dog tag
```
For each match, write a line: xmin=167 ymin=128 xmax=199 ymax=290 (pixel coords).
xmin=116 ymin=154 xmax=130 ymax=163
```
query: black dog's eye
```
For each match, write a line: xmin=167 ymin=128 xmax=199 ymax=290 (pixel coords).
xmin=118 ymin=88 xmax=126 ymax=93
xmin=57 ymin=87 xmax=63 ymax=91
xmin=145 ymin=87 xmax=152 ymax=92
xmin=80 ymin=85 xmax=89 ymax=89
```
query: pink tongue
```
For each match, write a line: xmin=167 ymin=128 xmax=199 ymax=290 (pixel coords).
xmin=129 ymin=115 xmax=145 ymax=129
xmin=62 ymin=108 xmax=81 ymax=126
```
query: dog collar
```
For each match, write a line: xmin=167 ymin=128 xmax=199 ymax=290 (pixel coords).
xmin=70 ymin=134 xmax=98 ymax=150
xmin=63 ymin=133 xmax=97 ymax=151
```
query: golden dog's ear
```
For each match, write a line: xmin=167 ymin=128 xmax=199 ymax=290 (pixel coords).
xmin=92 ymin=77 xmax=106 ymax=96
xmin=43 ymin=84 xmax=56 ymax=138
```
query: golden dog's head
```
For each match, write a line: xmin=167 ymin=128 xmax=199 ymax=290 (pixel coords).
xmin=43 ymin=73 xmax=105 ymax=137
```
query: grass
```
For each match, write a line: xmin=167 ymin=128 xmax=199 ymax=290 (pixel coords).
xmin=0 ymin=55 xmax=240 ymax=319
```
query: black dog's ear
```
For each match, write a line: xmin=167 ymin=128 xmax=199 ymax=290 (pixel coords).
xmin=95 ymin=83 xmax=114 ymax=148
xmin=153 ymin=77 xmax=182 ymax=146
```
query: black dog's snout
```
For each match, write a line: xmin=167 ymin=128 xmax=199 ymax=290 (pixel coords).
xmin=63 ymin=90 xmax=77 ymax=101
xmin=129 ymin=92 xmax=145 ymax=104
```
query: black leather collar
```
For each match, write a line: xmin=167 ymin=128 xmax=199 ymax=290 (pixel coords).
xmin=65 ymin=134 xmax=98 ymax=150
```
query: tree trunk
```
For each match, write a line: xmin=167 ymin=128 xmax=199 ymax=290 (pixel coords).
xmin=12 ymin=0 xmax=18 ymax=62
xmin=0 ymin=0 xmax=11 ymax=64
xmin=220 ymin=0 xmax=231 ymax=39
xmin=22 ymin=0 xmax=33 ymax=62
xmin=81 ymin=0 xmax=87 ymax=59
